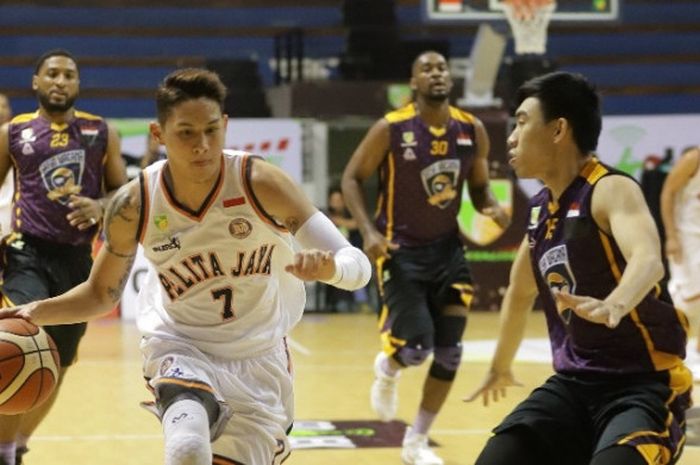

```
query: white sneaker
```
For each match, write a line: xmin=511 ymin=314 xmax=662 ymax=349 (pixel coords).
xmin=401 ymin=427 xmax=444 ymax=465
xmin=370 ymin=352 xmax=400 ymax=421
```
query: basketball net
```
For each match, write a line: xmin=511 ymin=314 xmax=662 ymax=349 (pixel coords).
xmin=503 ymin=0 xmax=557 ymax=55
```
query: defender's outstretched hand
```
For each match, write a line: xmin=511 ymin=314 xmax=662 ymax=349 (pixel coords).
xmin=553 ymin=289 xmax=627 ymax=329
xmin=463 ymin=370 xmax=523 ymax=407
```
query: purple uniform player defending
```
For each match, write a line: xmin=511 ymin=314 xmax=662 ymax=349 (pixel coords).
xmin=465 ymin=71 xmax=692 ymax=465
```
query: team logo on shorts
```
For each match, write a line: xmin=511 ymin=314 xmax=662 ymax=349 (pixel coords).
xmin=229 ymin=218 xmax=252 ymax=239
xmin=159 ymin=356 xmax=174 ymax=376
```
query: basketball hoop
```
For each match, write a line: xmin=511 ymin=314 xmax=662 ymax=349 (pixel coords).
xmin=503 ymin=0 xmax=557 ymax=55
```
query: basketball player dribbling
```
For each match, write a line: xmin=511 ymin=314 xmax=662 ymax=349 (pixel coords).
xmin=0 ymin=68 xmax=371 ymax=465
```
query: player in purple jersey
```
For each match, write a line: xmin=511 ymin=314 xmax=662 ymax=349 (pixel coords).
xmin=465 ymin=71 xmax=693 ymax=465
xmin=0 ymin=49 xmax=127 ymax=465
xmin=342 ymin=50 xmax=509 ymax=465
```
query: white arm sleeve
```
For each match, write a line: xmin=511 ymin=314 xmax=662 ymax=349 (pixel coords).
xmin=294 ymin=211 xmax=372 ymax=290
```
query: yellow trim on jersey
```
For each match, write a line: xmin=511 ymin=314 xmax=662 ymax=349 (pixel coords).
xmin=452 ymin=283 xmax=474 ymax=309
xmin=598 ymin=231 xmax=681 ymax=371
xmin=582 ymin=158 xmax=608 ymax=185
xmin=74 ymin=110 xmax=103 ymax=121
xmin=385 ymin=152 xmax=396 ymax=242
xmin=428 ymin=126 xmax=446 ymax=137
xmin=621 ymin=440 xmax=671 ymax=465
xmin=9 ymin=111 xmax=39 ymax=124
xmin=384 ymin=104 xmax=416 ymax=124
xmin=448 ymin=106 xmax=475 ymax=124
xmin=381 ymin=332 xmax=406 ymax=357
xmin=1 ymin=294 xmax=15 ymax=308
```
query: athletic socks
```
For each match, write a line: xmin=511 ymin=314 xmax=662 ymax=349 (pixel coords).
xmin=163 ymin=399 xmax=212 ymax=465
xmin=0 ymin=442 xmax=15 ymax=465
xmin=411 ymin=408 xmax=438 ymax=436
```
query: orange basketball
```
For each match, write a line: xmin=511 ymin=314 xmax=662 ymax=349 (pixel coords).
xmin=0 ymin=318 xmax=60 ymax=414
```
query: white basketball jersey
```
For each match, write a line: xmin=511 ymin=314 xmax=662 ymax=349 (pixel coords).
xmin=136 ymin=151 xmax=305 ymax=359
xmin=675 ymin=150 xmax=700 ymax=235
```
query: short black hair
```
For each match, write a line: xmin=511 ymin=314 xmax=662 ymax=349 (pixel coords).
xmin=516 ymin=71 xmax=602 ymax=154
xmin=34 ymin=49 xmax=79 ymax=75
xmin=155 ymin=68 xmax=227 ymax=125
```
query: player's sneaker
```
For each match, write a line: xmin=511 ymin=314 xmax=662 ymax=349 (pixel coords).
xmin=370 ymin=352 xmax=400 ymax=421
xmin=401 ymin=427 xmax=444 ymax=465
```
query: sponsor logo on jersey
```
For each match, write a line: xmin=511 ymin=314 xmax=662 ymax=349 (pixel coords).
xmin=154 ymin=214 xmax=169 ymax=231
xmin=159 ymin=356 xmax=174 ymax=375
xmin=20 ymin=128 xmax=36 ymax=143
xmin=400 ymin=131 xmax=417 ymax=147
xmin=539 ymin=244 xmax=577 ymax=325
xmin=420 ymin=159 xmax=460 ymax=209
xmin=39 ymin=149 xmax=85 ymax=204
xmin=152 ymin=236 xmax=181 ymax=252
xmin=229 ymin=218 xmax=252 ymax=239
xmin=529 ymin=206 xmax=541 ymax=229
xmin=402 ymin=147 xmax=417 ymax=161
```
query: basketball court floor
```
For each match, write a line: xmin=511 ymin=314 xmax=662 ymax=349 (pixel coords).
xmin=23 ymin=311 xmax=700 ymax=465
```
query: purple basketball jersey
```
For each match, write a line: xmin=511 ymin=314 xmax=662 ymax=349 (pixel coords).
xmin=527 ymin=158 xmax=687 ymax=375
xmin=8 ymin=110 xmax=109 ymax=245
xmin=375 ymin=104 xmax=477 ymax=247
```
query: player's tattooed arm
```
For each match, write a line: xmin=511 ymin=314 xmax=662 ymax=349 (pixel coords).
xmin=248 ymin=157 xmax=317 ymax=231
xmin=98 ymin=180 xmax=141 ymax=303
xmin=107 ymin=254 xmax=136 ymax=303
xmin=284 ymin=217 xmax=301 ymax=234
xmin=103 ymin=180 xmax=141 ymax=258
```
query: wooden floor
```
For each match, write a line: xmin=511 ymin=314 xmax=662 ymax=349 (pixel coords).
xmin=22 ymin=311 xmax=700 ymax=465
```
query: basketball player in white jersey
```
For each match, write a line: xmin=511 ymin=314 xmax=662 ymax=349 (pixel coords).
xmin=0 ymin=68 xmax=371 ymax=465
xmin=661 ymin=145 xmax=700 ymax=376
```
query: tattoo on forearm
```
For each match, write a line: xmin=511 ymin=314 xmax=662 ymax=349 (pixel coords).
xmin=107 ymin=255 xmax=136 ymax=303
xmin=105 ymin=188 xmax=135 ymax=223
xmin=285 ymin=217 xmax=301 ymax=234
xmin=104 ymin=243 xmax=136 ymax=259
xmin=104 ymin=185 xmax=140 ymax=245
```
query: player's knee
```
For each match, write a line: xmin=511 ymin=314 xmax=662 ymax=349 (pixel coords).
xmin=165 ymin=431 xmax=209 ymax=465
xmin=162 ymin=398 xmax=212 ymax=465
xmin=156 ymin=383 xmax=220 ymax=428
xmin=395 ymin=337 xmax=433 ymax=367
xmin=429 ymin=344 xmax=463 ymax=381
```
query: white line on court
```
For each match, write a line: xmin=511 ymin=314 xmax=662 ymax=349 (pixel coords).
xmin=287 ymin=337 xmax=312 ymax=356
xmin=30 ymin=428 xmax=491 ymax=443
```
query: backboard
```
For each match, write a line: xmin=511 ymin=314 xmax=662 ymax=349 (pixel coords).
xmin=424 ymin=0 xmax=620 ymax=22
